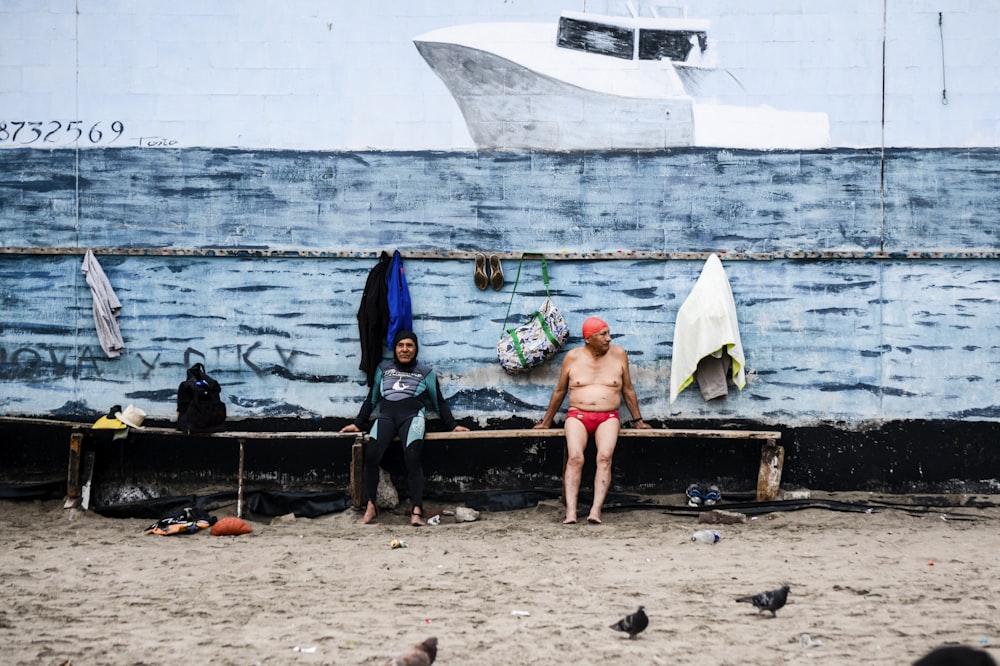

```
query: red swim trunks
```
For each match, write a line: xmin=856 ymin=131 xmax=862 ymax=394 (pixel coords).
xmin=567 ymin=409 xmax=619 ymax=434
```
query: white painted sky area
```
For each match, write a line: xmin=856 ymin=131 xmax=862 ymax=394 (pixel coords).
xmin=1 ymin=0 xmax=997 ymax=150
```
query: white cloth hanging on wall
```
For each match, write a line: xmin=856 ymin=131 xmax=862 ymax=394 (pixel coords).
xmin=669 ymin=253 xmax=746 ymax=403
xmin=81 ymin=249 xmax=125 ymax=358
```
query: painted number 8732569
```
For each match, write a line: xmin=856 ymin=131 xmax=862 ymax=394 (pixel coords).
xmin=0 ymin=120 xmax=125 ymax=146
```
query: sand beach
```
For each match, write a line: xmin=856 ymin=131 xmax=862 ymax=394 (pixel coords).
xmin=2 ymin=493 xmax=998 ymax=665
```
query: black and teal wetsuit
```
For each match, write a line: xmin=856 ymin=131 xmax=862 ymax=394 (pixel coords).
xmin=353 ymin=359 xmax=458 ymax=509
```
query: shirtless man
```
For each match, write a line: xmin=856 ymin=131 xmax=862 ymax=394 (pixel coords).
xmin=535 ymin=316 xmax=651 ymax=524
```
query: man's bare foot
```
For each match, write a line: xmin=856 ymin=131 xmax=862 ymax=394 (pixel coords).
xmin=563 ymin=516 xmax=578 ymax=525
xmin=587 ymin=516 xmax=602 ymax=525
xmin=411 ymin=507 xmax=426 ymax=527
xmin=357 ymin=502 xmax=377 ymax=525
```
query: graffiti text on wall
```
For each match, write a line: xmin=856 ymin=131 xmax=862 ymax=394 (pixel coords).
xmin=0 ymin=121 xmax=125 ymax=146
xmin=0 ymin=343 xmax=315 ymax=382
xmin=0 ymin=345 xmax=109 ymax=380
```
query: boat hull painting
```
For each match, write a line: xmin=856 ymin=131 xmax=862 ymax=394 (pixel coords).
xmin=415 ymin=40 xmax=695 ymax=151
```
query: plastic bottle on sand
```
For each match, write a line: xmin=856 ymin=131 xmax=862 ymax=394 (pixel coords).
xmin=692 ymin=529 xmax=721 ymax=544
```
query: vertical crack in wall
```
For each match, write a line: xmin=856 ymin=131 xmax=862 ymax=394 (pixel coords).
xmin=74 ymin=0 xmax=83 ymax=374
xmin=879 ymin=0 xmax=887 ymax=253
xmin=73 ymin=0 xmax=80 ymax=246
xmin=877 ymin=0 xmax=890 ymax=418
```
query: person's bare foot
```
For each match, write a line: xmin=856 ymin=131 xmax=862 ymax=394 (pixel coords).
xmin=587 ymin=516 xmax=602 ymax=525
xmin=563 ymin=515 xmax=578 ymax=525
xmin=357 ymin=502 xmax=377 ymax=525
xmin=411 ymin=507 xmax=426 ymax=527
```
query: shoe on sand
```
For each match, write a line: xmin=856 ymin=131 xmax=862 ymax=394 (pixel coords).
xmin=703 ymin=485 xmax=721 ymax=506
xmin=686 ymin=483 xmax=703 ymax=507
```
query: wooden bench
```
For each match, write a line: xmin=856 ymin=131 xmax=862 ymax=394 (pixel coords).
xmin=349 ymin=427 xmax=784 ymax=508
xmin=0 ymin=417 xmax=361 ymax=518
xmin=0 ymin=417 xmax=782 ymax=516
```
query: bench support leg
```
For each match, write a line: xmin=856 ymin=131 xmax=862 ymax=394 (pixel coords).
xmin=350 ymin=436 xmax=364 ymax=509
xmin=80 ymin=450 xmax=96 ymax=511
xmin=237 ymin=439 xmax=245 ymax=519
xmin=64 ymin=432 xmax=83 ymax=508
xmin=756 ymin=438 xmax=785 ymax=502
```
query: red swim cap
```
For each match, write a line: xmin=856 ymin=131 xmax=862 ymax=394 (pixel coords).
xmin=582 ymin=317 xmax=609 ymax=340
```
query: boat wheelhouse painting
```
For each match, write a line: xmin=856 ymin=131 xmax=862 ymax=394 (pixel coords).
xmin=414 ymin=2 xmax=830 ymax=151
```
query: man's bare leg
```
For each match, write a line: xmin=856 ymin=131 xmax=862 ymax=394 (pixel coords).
xmin=562 ymin=420 xmax=588 ymax=524
xmin=587 ymin=419 xmax=620 ymax=524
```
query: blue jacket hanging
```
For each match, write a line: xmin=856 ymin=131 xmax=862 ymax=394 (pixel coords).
xmin=386 ymin=250 xmax=413 ymax=348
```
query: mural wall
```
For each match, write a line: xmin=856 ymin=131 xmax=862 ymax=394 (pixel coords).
xmin=1 ymin=1 xmax=998 ymax=431
xmin=3 ymin=0 xmax=996 ymax=152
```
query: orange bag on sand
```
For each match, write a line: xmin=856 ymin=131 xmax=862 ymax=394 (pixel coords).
xmin=211 ymin=516 xmax=253 ymax=536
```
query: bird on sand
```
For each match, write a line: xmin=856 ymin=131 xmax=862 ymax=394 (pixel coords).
xmin=382 ymin=636 xmax=437 ymax=666
xmin=610 ymin=605 xmax=648 ymax=639
xmin=736 ymin=585 xmax=790 ymax=617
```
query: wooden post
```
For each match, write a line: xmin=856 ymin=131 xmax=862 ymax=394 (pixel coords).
xmin=65 ymin=432 xmax=83 ymax=507
xmin=236 ymin=439 xmax=245 ymax=518
xmin=756 ymin=438 xmax=785 ymax=501
xmin=350 ymin=435 xmax=365 ymax=509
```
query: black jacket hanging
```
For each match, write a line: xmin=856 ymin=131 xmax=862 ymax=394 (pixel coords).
xmin=357 ymin=251 xmax=392 ymax=386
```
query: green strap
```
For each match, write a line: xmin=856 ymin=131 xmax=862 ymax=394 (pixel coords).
xmin=501 ymin=256 xmax=525 ymax=335
xmin=500 ymin=254 xmax=550 ymax=337
xmin=509 ymin=311 xmax=558 ymax=368
xmin=540 ymin=256 xmax=552 ymax=298
xmin=535 ymin=310 xmax=558 ymax=346
xmin=510 ymin=326 xmax=527 ymax=367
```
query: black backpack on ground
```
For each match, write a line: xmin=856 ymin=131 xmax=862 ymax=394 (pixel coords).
xmin=176 ymin=363 xmax=226 ymax=433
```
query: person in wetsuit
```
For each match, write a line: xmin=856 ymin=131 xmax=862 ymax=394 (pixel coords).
xmin=341 ymin=330 xmax=468 ymax=525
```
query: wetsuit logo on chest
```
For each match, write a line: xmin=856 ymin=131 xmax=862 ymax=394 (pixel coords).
xmin=383 ymin=367 xmax=425 ymax=401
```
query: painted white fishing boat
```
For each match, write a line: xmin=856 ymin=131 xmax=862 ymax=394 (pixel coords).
xmin=414 ymin=4 xmax=829 ymax=151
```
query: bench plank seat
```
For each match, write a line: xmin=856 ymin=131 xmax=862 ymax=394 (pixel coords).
xmin=0 ymin=418 xmax=784 ymax=516
xmin=352 ymin=428 xmax=784 ymax=508
xmin=425 ymin=428 xmax=781 ymax=440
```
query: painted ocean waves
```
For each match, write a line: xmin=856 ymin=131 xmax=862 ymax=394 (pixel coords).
xmin=1 ymin=148 xmax=997 ymax=425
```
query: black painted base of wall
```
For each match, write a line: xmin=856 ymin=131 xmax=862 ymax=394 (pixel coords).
xmin=2 ymin=418 xmax=998 ymax=505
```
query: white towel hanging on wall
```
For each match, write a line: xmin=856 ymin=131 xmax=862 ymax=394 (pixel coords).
xmin=669 ymin=253 xmax=746 ymax=403
xmin=81 ymin=249 xmax=125 ymax=358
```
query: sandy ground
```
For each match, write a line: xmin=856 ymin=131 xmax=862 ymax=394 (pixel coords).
xmin=2 ymin=493 xmax=999 ymax=666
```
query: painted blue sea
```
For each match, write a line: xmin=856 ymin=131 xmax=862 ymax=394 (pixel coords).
xmin=1 ymin=148 xmax=998 ymax=425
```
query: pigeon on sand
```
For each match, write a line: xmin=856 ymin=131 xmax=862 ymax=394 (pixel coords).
xmin=736 ymin=585 xmax=790 ymax=617
xmin=610 ymin=605 xmax=648 ymax=639
xmin=382 ymin=636 xmax=437 ymax=666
